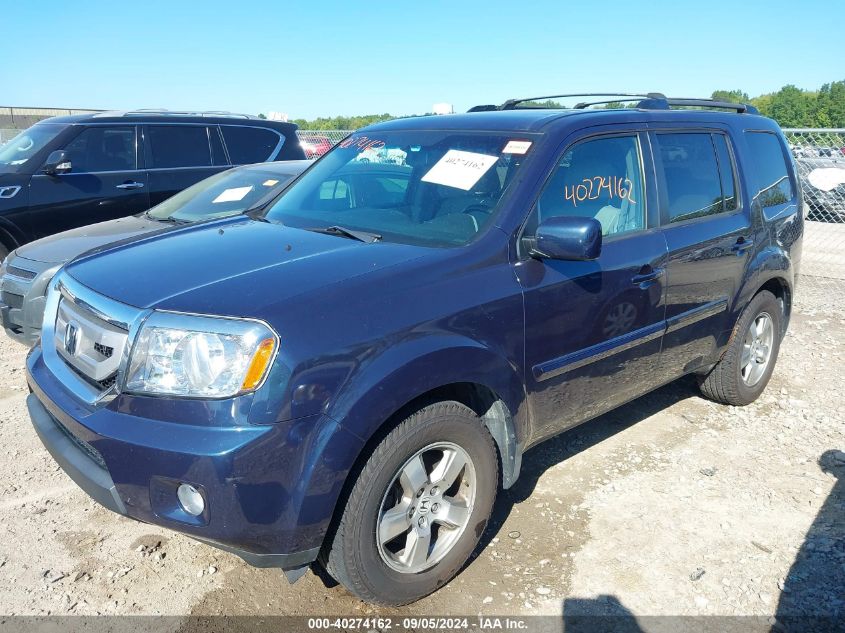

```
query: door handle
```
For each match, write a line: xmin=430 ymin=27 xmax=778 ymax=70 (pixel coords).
xmin=732 ymin=237 xmax=754 ymax=254
xmin=116 ymin=181 xmax=144 ymax=190
xmin=632 ymin=266 xmax=664 ymax=287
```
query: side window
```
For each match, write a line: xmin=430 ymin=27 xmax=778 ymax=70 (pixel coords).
xmin=221 ymin=126 xmax=281 ymax=164
xmin=745 ymin=131 xmax=795 ymax=208
xmin=713 ymin=134 xmax=738 ymax=212
xmin=657 ymin=133 xmax=724 ymax=223
xmin=146 ymin=125 xmax=212 ymax=169
xmin=532 ymin=135 xmax=645 ymax=237
xmin=62 ymin=127 xmax=136 ymax=173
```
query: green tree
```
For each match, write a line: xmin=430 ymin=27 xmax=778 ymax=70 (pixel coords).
xmin=711 ymin=90 xmax=750 ymax=103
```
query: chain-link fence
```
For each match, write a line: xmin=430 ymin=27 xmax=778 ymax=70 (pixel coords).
xmin=783 ymin=129 xmax=845 ymax=310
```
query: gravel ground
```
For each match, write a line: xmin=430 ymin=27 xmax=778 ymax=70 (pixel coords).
xmin=0 ymin=297 xmax=842 ymax=624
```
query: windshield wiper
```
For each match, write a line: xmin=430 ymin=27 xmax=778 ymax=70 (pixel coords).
xmin=144 ymin=210 xmax=188 ymax=225
xmin=303 ymin=225 xmax=382 ymax=243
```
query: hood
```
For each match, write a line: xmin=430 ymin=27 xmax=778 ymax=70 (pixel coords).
xmin=65 ymin=218 xmax=428 ymax=314
xmin=14 ymin=215 xmax=168 ymax=264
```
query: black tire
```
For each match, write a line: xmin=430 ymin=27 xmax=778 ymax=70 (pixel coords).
xmin=322 ymin=401 xmax=498 ymax=606
xmin=0 ymin=243 xmax=8 ymax=263
xmin=699 ymin=290 xmax=782 ymax=406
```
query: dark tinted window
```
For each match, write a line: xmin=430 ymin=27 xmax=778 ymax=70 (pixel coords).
xmin=63 ymin=126 xmax=136 ymax=172
xmin=146 ymin=125 xmax=211 ymax=168
xmin=713 ymin=134 xmax=738 ymax=211
xmin=209 ymin=126 xmax=228 ymax=165
xmin=221 ymin=126 xmax=281 ymax=164
xmin=745 ymin=132 xmax=794 ymax=208
xmin=533 ymin=135 xmax=645 ymax=237
xmin=658 ymin=133 xmax=723 ymax=223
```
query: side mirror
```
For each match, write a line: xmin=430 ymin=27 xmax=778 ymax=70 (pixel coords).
xmin=528 ymin=216 xmax=602 ymax=261
xmin=43 ymin=150 xmax=72 ymax=175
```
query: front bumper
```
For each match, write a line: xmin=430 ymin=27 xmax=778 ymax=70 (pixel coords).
xmin=0 ymin=255 xmax=59 ymax=346
xmin=26 ymin=346 xmax=363 ymax=570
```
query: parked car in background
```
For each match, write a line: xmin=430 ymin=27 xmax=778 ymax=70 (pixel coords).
xmin=0 ymin=110 xmax=306 ymax=261
xmin=300 ymin=135 xmax=332 ymax=159
xmin=794 ymin=156 xmax=845 ymax=222
xmin=24 ymin=94 xmax=802 ymax=606
xmin=0 ymin=160 xmax=309 ymax=345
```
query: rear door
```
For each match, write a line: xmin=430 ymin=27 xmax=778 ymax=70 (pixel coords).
xmin=144 ymin=124 xmax=229 ymax=206
xmin=650 ymin=127 xmax=753 ymax=382
xmin=516 ymin=129 xmax=669 ymax=440
xmin=27 ymin=125 xmax=150 ymax=239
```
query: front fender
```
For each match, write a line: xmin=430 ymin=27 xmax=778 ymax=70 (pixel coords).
xmin=329 ymin=333 xmax=528 ymax=486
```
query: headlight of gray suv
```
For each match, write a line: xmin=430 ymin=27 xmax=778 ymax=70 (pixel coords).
xmin=124 ymin=311 xmax=278 ymax=398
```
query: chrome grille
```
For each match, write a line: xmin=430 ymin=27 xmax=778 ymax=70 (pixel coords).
xmin=93 ymin=342 xmax=114 ymax=358
xmin=53 ymin=296 xmax=128 ymax=386
xmin=43 ymin=272 xmax=143 ymax=406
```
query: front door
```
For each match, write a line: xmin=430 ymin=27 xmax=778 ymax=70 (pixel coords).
xmin=516 ymin=131 xmax=669 ymax=441
xmin=650 ymin=129 xmax=753 ymax=382
xmin=28 ymin=125 xmax=149 ymax=239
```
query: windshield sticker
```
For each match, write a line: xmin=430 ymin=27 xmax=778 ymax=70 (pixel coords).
xmin=503 ymin=140 xmax=532 ymax=155
xmin=564 ymin=176 xmax=637 ymax=206
xmin=262 ymin=179 xmax=279 ymax=187
xmin=212 ymin=186 xmax=253 ymax=203
xmin=338 ymin=135 xmax=387 ymax=152
xmin=421 ymin=150 xmax=499 ymax=191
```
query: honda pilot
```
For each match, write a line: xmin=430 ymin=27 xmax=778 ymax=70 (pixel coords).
xmin=23 ymin=94 xmax=803 ymax=605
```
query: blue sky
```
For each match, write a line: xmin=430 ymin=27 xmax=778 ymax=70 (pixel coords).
xmin=1 ymin=0 xmax=842 ymax=119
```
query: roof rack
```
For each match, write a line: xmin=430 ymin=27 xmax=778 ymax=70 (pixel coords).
xmin=499 ymin=93 xmax=667 ymax=110
xmin=468 ymin=93 xmax=758 ymax=115
xmin=118 ymin=109 xmax=257 ymax=119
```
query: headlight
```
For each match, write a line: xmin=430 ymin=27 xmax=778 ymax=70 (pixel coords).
xmin=124 ymin=311 xmax=278 ymax=398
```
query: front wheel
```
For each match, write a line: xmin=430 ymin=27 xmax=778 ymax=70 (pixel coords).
xmin=699 ymin=290 xmax=783 ymax=406
xmin=322 ymin=401 xmax=498 ymax=605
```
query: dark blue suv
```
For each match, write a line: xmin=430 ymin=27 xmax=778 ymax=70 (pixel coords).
xmin=24 ymin=94 xmax=803 ymax=606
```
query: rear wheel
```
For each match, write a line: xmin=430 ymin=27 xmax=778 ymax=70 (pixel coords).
xmin=699 ymin=290 xmax=782 ymax=405
xmin=322 ymin=401 xmax=498 ymax=606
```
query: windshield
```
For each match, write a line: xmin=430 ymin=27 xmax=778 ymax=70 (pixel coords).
xmin=0 ymin=124 xmax=66 ymax=174
xmin=146 ymin=166 xmax=300 ymax=222
xmin=263 ymin=130 xmax=534 ymax=247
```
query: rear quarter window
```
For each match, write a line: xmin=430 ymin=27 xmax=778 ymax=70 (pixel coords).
xmin=744 ymin=131 xmax=795 ymax=208
xmin=146 ymin=125 xmax=212 ymax=168
xmin=221 ymin=126 xmax=281 ymax=164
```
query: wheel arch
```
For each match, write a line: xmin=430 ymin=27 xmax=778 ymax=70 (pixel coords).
xmin=735 ymin=246 xmax=795 ymax=335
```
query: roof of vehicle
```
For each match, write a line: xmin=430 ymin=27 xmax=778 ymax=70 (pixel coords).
xmin=365 ymin=107 xmax=773 ymax=135
xmin=36 ymin=110 xmax=299 ymax=131
xmin=365 ymin=94 xmax=773 ymax=135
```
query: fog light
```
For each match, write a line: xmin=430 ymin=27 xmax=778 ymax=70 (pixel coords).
xmin=177 ymin=483 xmax=205 ymax=516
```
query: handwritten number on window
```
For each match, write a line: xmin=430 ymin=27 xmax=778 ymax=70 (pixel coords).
xmin=564 ymin=176 xmax=637 ymax=206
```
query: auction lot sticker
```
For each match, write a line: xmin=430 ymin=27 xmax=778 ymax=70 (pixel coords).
xmin=422 ymin=150 xmax=499 ymax=190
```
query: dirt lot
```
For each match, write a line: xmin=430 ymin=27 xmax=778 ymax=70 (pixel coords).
xmin=0 ymin=296 xmax=842 ymax=624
